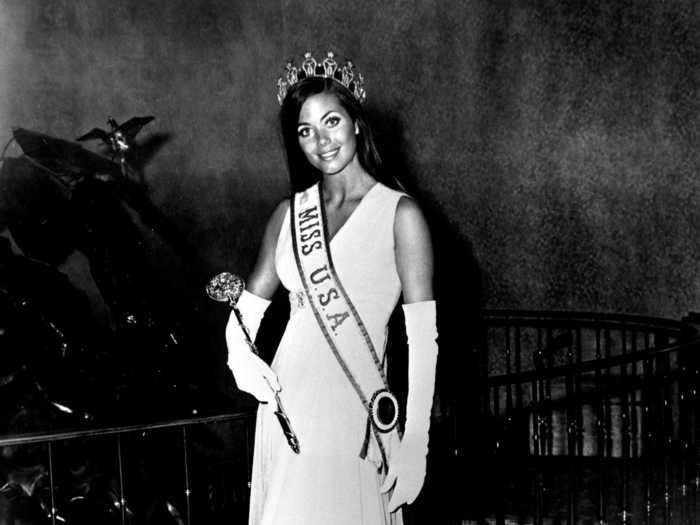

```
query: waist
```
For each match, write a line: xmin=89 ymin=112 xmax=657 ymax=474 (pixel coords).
xmin=288 ymin=290 xmax=399 ymax=316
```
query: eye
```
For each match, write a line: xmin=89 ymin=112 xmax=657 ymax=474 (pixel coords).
xmin=297 ymin=127 xmax=312 ymax=139
xmin=325 ymin=115 xmax=341 ymax=127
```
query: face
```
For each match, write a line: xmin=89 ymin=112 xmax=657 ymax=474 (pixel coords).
xmin=297 ymin=92 xmax=360 ymax=176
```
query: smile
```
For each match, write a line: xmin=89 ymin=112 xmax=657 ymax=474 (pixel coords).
xmin=318 ymin=148 xmax=340 ymax=161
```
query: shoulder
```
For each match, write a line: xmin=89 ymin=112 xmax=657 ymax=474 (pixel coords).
xmin=374 ymin=180 xmax=406 ymax=198
xmin=268 ymin=198 xmax=290 ymax=226
xmin=271 ymin=198 xmax=290 ymax=220
xmin=394 ymin=195 xmax=429 ymax=234
xmin=394 ymin=195 xmax=433 ymax=254
xmin=261 ymin=198 xmax=290 ymax=241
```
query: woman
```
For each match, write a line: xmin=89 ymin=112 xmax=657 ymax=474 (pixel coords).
xmin=226 ymin=51 xmax=439 ymax=525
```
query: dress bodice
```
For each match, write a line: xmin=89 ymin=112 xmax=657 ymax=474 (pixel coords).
xmin=274 ymin=182 xmax=405 ymax=341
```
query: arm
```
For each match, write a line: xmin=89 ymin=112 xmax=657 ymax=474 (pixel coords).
xmin=245 ymin=199 xmax=289 ymax=299
xmin=382 ymin=196 xmax=438 ymax=512
xmin=394 ymin=196 xmax=434 ymax=303
xmin=225 ymin=200 xmax=289 ymax=403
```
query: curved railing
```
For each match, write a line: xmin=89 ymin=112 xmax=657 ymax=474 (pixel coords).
xmin=3 ymin=310 xmax=700 ymax=525
xmin=471 ymin=310 xmax=700 ymax=525
xmin=0 ymin=410 xmax=256 ymax=525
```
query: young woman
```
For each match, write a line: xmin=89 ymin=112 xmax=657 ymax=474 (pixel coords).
xmin=226 ymin=52 xmax=438 ymax=525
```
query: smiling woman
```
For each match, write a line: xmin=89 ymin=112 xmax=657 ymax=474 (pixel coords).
xmin=223 ymin=51 xmax=439 ymax=525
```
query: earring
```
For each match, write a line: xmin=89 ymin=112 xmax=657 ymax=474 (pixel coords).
xmin=355 ymin=124 xmax=359 ymax=135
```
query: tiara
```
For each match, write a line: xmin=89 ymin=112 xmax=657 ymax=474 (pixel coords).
xmin=276 ymin=51 xmax=366 ymax=105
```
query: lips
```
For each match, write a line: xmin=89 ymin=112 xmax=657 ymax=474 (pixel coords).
xmin=318 ymin=148 xmax=340 ymax=161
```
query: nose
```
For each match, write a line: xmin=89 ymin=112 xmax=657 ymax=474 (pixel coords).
xmin=317 ymin=131 xmax=331 ymax=146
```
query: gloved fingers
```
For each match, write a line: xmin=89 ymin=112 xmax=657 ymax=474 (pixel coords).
xmin=261 ymin=369 xmax=281 ymax=392
xmin=251 ymin=375 xmax=277 ymax=403
xmin=243 ymin=353 xmax=280 ymax=390
xmin=236 ymin=375 xmax=276 ymax=404
xmin=387 ymin=479 xmax=407 ymax=513
xmin=255 ymin=389 xmax=276 ymax=404
xmin=249 ymin=355 xmax=281 ymax=392
xmin=228 ymin=354 xmax=278 ymax=403
xmin=248 ymin=359 xmax=280 ymax=400
xmin=393 ymin=471 xmax=426 ymax=512
xmin=380 ymin=467 xmax=398 ymax=494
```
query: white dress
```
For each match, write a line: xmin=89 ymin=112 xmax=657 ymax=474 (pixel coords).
xmin=248 ymin=182 xmax=405 ymax=525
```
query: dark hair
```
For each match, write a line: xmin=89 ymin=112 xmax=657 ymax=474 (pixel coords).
xmin=279 ymin=77 xmax=399 ymax=193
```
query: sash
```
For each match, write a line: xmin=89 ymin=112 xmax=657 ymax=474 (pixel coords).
xmin=290 ymin=182 xmax=399 ymax=470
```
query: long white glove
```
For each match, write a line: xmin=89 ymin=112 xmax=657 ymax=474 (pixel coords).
xmin=225 ymin=290 xmax=280 ymax=404
xmin=381 ymin=300 xmax=438 ymax=512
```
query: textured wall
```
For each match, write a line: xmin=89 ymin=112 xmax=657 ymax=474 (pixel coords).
xmin=1 ymin=0 xmax=699 ymax=318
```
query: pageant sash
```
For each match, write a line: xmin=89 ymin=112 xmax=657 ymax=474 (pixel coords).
xmin=290 ymin=183 xmax=399 ymax=469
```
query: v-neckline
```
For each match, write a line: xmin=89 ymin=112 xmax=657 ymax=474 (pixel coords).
xmin=321 ymin=182 xmax=380 ymax=245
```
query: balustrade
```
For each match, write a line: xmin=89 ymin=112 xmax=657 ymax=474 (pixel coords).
xmin=476 ymin=310 xmax=700 ymax=525
xmin=0 ymin=412 xmax=255 ymax=525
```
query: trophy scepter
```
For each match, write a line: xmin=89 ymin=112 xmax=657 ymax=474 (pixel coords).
xmin=206 ymin=272 xmax=300 ymax=454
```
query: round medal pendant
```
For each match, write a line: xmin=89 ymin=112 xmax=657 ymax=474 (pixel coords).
xmin=370 ymin=389 xmax=399 ymax=433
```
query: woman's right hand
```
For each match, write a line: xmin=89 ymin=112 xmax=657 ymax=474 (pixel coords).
xmin=228 ymin=350 xmax=281 ymax=404
xmin=224 ymin=200 xmax=289 ymax=404
xmin=224 ymin=291 xmax=280 ymax=404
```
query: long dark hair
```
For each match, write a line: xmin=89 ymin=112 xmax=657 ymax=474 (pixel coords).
xmin=279 ymin=77 xmax=399 ymax=193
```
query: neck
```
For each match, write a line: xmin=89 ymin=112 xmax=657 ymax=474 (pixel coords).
xmin=321 ymin=167 xmax=375 ymax=203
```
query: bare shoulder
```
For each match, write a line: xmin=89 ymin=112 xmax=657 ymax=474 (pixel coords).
xmin=394 ymin=195 xmax=431 ymax=239
xmin=271 ymin=198 xmax=290 ymax=222
xmin=266 ymin=198 xmax=290 ymax=236
xmin=258 ymin=197 xmax=291 ymax=259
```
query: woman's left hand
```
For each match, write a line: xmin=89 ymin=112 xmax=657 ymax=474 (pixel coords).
xmin=379 ymin=433 xmax=427 ymax=512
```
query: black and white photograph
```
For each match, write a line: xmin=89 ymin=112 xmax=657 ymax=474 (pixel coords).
xmin=1 ymin=1 xmax=699 ymax=524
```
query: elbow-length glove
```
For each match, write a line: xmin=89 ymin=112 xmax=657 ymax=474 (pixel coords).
xmin=381 ymin=300 xmax=438 ymax=512
xmin=225 ymin=290 xmax=280 ymax=404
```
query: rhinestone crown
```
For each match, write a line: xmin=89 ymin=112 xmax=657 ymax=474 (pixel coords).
xmin=276 ymin=51 xmax=366 ymax=105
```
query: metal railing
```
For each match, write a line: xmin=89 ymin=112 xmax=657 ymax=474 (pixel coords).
xmin=476 ymin=310 xmax=700 ymax=525
xmin=4 ymin=310 xmax=700 ymax=525
xmin=0 ymin=410 xmax=256 ymax=525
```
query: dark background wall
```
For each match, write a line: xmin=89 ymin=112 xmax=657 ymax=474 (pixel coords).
xmin=1 ymin=0 xmax=699 ymax=319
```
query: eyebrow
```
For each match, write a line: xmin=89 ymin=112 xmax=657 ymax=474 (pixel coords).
xmin=297 ymin=110 xmax=338 ymax=128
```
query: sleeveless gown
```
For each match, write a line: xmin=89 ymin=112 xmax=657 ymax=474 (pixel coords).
xmin=248 ymin=182 xmax=405 ymax=525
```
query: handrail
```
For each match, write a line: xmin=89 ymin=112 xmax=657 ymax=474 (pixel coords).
xmin=470 ymin=310 xmax=700 ymax=523
xmin=0 ymin=410 xmax=256 ymax=447
xmin=487 ymin=336 xmax=700 ymax=387
xmin=482 ymin=308 xmax=696 ymax=333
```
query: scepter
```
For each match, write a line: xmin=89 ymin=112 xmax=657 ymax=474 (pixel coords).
xmin=206 ymin=272 xmax=300 ymax=454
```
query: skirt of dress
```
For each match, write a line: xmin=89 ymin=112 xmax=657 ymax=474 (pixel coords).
xmin=247 ymin=309 xmax=403 ymax=525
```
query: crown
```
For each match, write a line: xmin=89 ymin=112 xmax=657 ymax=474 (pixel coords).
xmin=276 ymin=51 xmax=366 ymax=105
